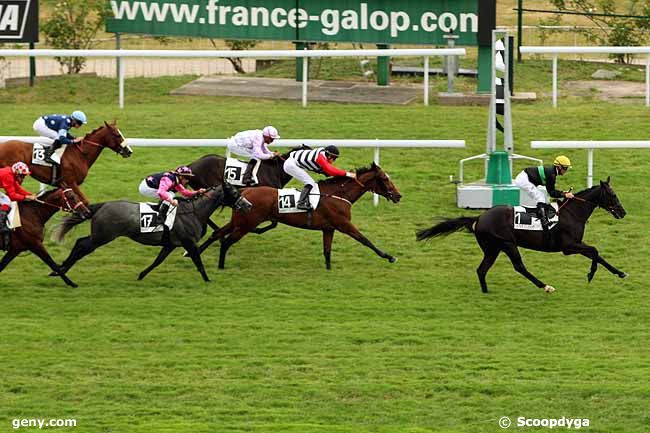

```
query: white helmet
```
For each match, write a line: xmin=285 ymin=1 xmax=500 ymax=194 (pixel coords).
xmin=262 ymin=126 xmax=280 ymax=139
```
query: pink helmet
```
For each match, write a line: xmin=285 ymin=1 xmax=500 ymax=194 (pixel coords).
xmin=174 ymin=166 xmax=194 ymax=177
xmin=11 ymin=161 xmax=31 ymax=176
xmin=262 ymin=126 xmax=280 ymax=139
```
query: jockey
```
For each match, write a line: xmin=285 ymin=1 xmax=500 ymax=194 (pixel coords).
xmin=514 ymin=155 xmax=574 ymax=240
xmin=283 ymin=145 xmax=356 ymax=211
xmin=138 ymin=166 xmax=206 ymax=225
xmin=227 ymin=126 xmax=281 ymax=185
xmin=33 ymin=111 xmax=87 ymax=164
xmin=0 ymin=162 xmax=37 ymax=235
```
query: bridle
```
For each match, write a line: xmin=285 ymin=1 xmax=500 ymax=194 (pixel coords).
xmin=35 ymin=188 xmax=86 ymax=214
xmin=558 ymin=187 xmax=619 ymax=216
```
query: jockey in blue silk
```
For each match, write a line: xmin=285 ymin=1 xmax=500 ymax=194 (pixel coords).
xmin=33 ymin=111 xmax=87 ymax=164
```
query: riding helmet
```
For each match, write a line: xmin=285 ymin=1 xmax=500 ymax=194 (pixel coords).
xmin=11 ymin=161 xmax=31 ymax=176
xmin=175 ymin=166 xmax=194 ymax=177
xmin=71 ymin=110 xmax=87 ymax=124
xmin=262 ymin=126 xmax=280 ymax=139
xmin=553 ymin=155 xmax=572 ymax=168
xmin=324 ymin=145 xmax=340 ymax=159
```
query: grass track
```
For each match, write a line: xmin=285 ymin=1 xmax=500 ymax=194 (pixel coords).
xmin=0 ymin=72 xmax=649 ymax=433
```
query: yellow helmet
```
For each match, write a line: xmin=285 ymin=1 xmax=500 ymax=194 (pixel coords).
xmin=553 ymin=155 xmax=572 ymax=168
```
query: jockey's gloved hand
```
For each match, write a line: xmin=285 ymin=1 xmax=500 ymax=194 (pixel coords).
xmin=346 ymin=171 xmax=356 ymax=179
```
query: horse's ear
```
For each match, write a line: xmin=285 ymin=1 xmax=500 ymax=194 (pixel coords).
xmin=606 ymin=176 xmax=611 ymax=184
xmin=104 ymin=121 xmax=110 ymax=128
xmin=371 ymin=161 xmax=377 ymax=168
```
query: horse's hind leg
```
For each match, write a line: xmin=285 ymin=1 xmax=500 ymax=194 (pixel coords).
xmin=138 ymin=245 xmax=176 ymax=281
xmin=196 ymin=222 xmax=233 ymax=256
xmin=323 ymin=229 xmax=334 ymax=270
xmin=218 ymin=229 xmax=248 ymax=270
xmin=56 ymin=236 xmax=101 ymax=275
xmin=476 ymin=239 xmax=500 ymax=294
xmin=31 ymin=244 xmax=78 ymax=288
xmin=182 ymin=240 xmax=210 ymax=282
xmin=502 ymin=242 xmax=551 ymax=292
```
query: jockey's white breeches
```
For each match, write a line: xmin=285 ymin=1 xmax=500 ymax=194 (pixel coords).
xmin=0 ymin=192 xmax=11 ymax=208
xmin=138 ymin=180 xmax=175 ymax=204
xmin=33 ymin=118 xmax=58 ymax=141
xmin=226 ymin=139 xmax=255 ymax=159
xmin=283 ymin=158 xmax=317 ymax=188
xmin=515 ymin=170 xmax=547 ymax=203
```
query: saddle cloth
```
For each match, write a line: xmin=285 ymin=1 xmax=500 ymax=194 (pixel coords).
xmin=224 ymin=157 xmax=259 ymax=187
xmin=277 ymin=186 xmax=321 ymax=214
xmin=7 ymin=202 xmax=21 ymax=229
xmin=32 ymin=142 xmax=66 ymax=166
xmin=513 ymin=203 xmax=559 ymax=231
xmin=138 ymin=203 xmax=178 ymax=233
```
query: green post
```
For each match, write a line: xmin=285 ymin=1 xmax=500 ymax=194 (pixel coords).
xmin=294 ymin=41 xmax=307 ymax=82
xmin=486 ymin=151 xmax=512 ymax=184
xmin=376 ymin=44 xmax=390 ymax=86
xmin=477 ymin=45 xmax=492 ymax=93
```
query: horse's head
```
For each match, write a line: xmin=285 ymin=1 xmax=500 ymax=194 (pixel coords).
xmin=357 ymin=162 xmax=402 ymax=203
xmin=596 ymin=177 xmax=626 ymax=219
xmin=86 ymin=121 xmax=133 ymax=158
xmin=42 ymin=187 xmax=91 ymax=219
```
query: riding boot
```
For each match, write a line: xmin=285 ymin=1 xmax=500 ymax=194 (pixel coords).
xmin=44 ymin=140 xmax=62 ymax=165
xmin=157 ymin=201 xmax=170 ymax=225
xmin=297 ymin=185 xmax=313 ymax=211
xmin=0 ymin=210 xmax=10 ymax=251
xmin=536 ymin=203 xmax=551 ymax=245
xmin=242 ymin=159 xmax=257 ymax=185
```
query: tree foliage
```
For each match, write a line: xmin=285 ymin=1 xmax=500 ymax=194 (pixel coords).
xmin=549 ymin=0 xmax=650 ymax=63
xmin=41 ymin=0 xmax=110 ymax=74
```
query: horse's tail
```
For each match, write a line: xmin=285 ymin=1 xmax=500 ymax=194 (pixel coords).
xmin=52 ymin=203 xmax=105 ymax=243
xmin=416 ymin=216 xmax=478 ymax=241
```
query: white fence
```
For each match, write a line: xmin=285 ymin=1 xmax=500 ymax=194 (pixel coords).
xmin=0 ymin=48 xmax=465 ymax=109
xmin=531 ymin=140 xmax=650 ymax=187
xmin=519 ymin=46 xmax=650 ymax=107
xmin=0 ymin=136 xmax=465 ymax=206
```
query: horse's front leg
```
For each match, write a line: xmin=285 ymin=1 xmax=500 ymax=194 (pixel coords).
xmin=0 ymin=249 xmax=19 ymax=273
xmin=562 ymin=242 xmax=625 ymax=282
xmin=31 ymin=243 xmax=78 ymax=288
xmin=182 ymin=240 xmax=209 ymax=282
xmin=139 ymin=245 xmax=176 ymax=281
xmin=322 ymin=229 xmax=334 ymax=270
xmin=70 ymin=183 xmax=90 ymax=206
xmin=336 ymin=221 xmax=396 ymax=264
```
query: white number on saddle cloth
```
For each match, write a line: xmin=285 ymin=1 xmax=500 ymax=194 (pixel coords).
xmin=139 ymin=203 xmax=177 ymax=233
xmin=513 ymin=203 xmax=559 ymax=231
xmin=277 ymin=186 xmax=321 ymax=214
xmin=32 ymin=142 xmax=66 ymax=166
xmin=224 ymin=157 xmax=258 ymax=186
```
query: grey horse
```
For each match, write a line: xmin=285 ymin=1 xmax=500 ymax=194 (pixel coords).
xmin=52 ymin=185 xmax=246 ymax=282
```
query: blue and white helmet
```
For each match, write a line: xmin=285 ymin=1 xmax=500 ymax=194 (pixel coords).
xmin=71 ymin=110 xmax=87 ymax=124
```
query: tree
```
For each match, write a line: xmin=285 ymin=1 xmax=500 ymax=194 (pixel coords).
xmin=41 ymin=0 xmax=110 ymax=74
xmin=549 ymin=0 xmax=650 ymax=63
xmin=213 ymin=39 xmax=258 ymax=74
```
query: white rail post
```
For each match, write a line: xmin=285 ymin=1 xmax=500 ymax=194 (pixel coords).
xmin=373 ymin=142 xmax=380 ymax=207
xmin=646 ymin=54 xmax=649 ymax=107
xmin=552 ymin=54 xmax=558 ymax=108
xmin=302 ymin=50 xmax=308 ymax=108
xmin=423 ymin=56 xmax=429 ymax=106
xmin=587 ymin=147 xmax=594 ymax=188
xmin=118 ymin=56 xmax=125 ymax=109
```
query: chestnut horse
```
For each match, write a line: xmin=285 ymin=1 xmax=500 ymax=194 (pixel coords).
xmin=0 ymin=121 xmax=133 ymax=204
xmin=202 ymin=163 xmax=402 ymax=270
xmin=0 ymin=187 xmax=90 ymax=288
xmin=417 ymin=178 xmax=627 ymax=294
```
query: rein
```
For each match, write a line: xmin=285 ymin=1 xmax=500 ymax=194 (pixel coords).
xmin=74 ymin=137 xmax=104 ymax=155
xmin=34 ymin=189 xmax=83 ymax=213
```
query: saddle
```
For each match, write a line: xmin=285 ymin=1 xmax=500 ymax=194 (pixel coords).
xmin=224 ymin=158 xmax=259 ymax=187
xmin=32 ymin=142 xmax=66 ymax=167
xmin=513 ymin=203 xmax=559 ymax=231
xmin=138 ymin=202 xmax=177 ymax=233
xmin=277 ymin=187 xmax=321 ymax=214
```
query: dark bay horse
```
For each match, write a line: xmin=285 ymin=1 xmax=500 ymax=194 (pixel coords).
xmin=0 ymin=187 xmax=91 ymax=288
xmin=204 ymin=163 xmax=402 ymax=270
xmin=0 ymin=121 xmax=133 ymax=204
xmin=52 ymin=185 xmax=241 ymax=282
xmin=417 ymin=178 xmax=627 ymax=294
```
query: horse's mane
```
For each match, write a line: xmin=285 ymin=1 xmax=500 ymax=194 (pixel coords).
xmin=178 ymin=186 xmax=221 ymax=203
xmin=84 ymin=123 xmax=113 ymax=138
xmin=36 ymin=188 xmax=59 ymax=201
xmin=318 ymin=165 xmax=377 ymax=186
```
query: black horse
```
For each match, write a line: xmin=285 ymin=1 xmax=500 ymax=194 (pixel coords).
xmin=52 ymin=185 xmax=243 ymax=282
xmin=417 ymin=178 xmax=627 ymax=294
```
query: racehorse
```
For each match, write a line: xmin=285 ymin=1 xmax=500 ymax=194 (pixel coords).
xmin=0 ymin=187 xmax=91 ymax=288
xmin=52 ymin=184 xmax=242 ymax=282
xmin=0 ymin=121 xmax=133 ymax=204
xmin=202 ymin=163 xmax=402 ymax=270
xmin=416 ymin=178 xmax=627 ymax=294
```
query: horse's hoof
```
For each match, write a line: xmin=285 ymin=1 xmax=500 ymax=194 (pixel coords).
xmin=137 ymin=274 xmax=145 ymax=281
xmin=587 ymin=273 xmax=595 ymax=283
xmin=543 ymin=285 xmax=556 ymax=293
xmin=68 ymin=282 xmax=78 ymax=289
xmin=388 ymin=256 xmax=397 ymax=263
xmin=619 ymin=272 xmax=629 ymax=279
xmin=49 ymin=271 xmax=59 ymax=277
